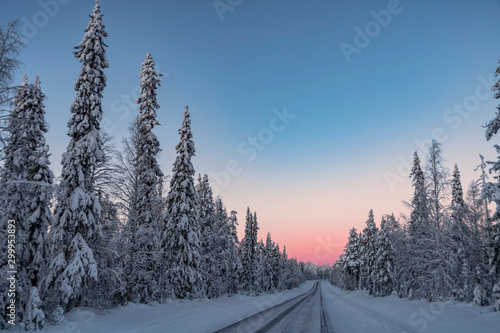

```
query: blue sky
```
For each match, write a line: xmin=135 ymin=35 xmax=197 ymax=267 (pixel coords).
xmin=2 ymin=0 xmax=500 ymax=263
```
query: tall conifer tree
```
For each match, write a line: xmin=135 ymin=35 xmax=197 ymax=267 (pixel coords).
xmin=45 ymin=1 xmax=108 ymax=313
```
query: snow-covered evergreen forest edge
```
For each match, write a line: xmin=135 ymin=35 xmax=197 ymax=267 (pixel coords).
xmin=0 ymin=3 xmax=309 ymax=330
xmin=0 ymin=1 xmax=500 ymax=332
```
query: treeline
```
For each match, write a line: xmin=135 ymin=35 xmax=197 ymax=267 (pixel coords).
xmin=328 ymin=140 xmax=500 ymax=309
xmin=0 ymin=3 xmax=306 ymax=330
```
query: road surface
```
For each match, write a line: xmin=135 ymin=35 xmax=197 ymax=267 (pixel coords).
xmin=215 ymin=281 xmax=414 ymax=333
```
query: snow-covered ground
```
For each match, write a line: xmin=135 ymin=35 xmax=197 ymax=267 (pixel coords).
xmin=9 ymin=280 xmax=499 ymax=332
xmin=323 ymin=282 xmax=500 ymax=333
xmin=30 ymin=281 xmax=316 ymax=333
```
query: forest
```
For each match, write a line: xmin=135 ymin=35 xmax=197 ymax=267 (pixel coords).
xmin=0 ymin=3 xmax=310 ymax=330
xmin=1 ymin=1 xmax=500 ymax=332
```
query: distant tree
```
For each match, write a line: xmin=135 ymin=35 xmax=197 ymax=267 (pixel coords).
xmin=272 ymin=242 xmax=283 ymax=290
xmin=343 ymin=227 xmax=360 ymax=290
xmin=467 ymin=180 xmax=485 ymax=233
xmin=225 ymin=209 xmax=241 ymax=294
xmin=449 ymin=165 xmax=473 ymax=301
xmin=196 ymin=174 xmax=218 ymax=297
xmin=383 ymin=213 xmax=400 ymax=233
xmin=262 ymin=232 xmax=274 ymax=292
xmin=255 ymin=238 xmax=265 ymax=293
xmin=464 ymin=179 xmax=489 ymax=306
xmin=476 ymin=155 xmax=491 ymax=230
xmin=406 ymin=152 xmax=434 ymax=299
xmin=213 ymin=196 xmax=234 ymax=296
xmin=425 ymin=140 xmax=449 ymax=230
xmin=358 ymin=210 xmax=378 ymax=293
xmin=408 ymin=152 xmax=429 ymax=238
xmin=228 ymin=210 xmax=239 ymax=245
xmin=241 ymin=208 xmax=259 ymax=293
xmin=373 ymin=224 xmax=395 ymax=296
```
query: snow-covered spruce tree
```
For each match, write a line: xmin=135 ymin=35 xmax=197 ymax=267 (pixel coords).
xmin=228 ymin=210 xmax=239 ymax=245
xmin=226 ymin=209 xmax=241 ymax=294
xmin=0 ymin=76 xmax=29 ymax=328
xmin=196 ymin=174 xmax=220 ymax=298
xmin=342 ymin=227 xmax=360 ymax=291
xmin=0 ymin=76 xmax=53 ymax=329
xmin=240 ymin=209 xmax=251 ymax=291
xmin=285 ymin=256 xmax=304 ymax=289
xmin=255 ymin=239 xmax=264 ymax=293
xmin=252 ymin=212 xmax=262 ymax=293
xmin=380 ymin=213 xmax=406 ymax=298
xmin=21 ymin=77 xmax=53 ymax=328
xmin=424 ymin=141 xmax=454 ymax=301
xmin=373 ymin=224 xmax=395 ymax=296
xmin=262 ymin=232 xmax=274 ymax=292
xmin=44 ymin=1 xmax=108 ymax=315
xmin=241 ymin=208 xmax=259 ymax=293
xmin=214 ymin=196 xmax=233 ymax=296
xmin=408 ymin=151 xmax=453 ymax=301
xmin=449 ymin=164 xmax=474 ymax=301
xmin=272 ymin=242 xmax=283 ymax=290
xmin=136 ymin=52 xmax=163 ymax=232
xmin=383 ymin=213 xmax=400 ymax=232
xmin=281 ymin=246 xmax=292 ymax=288
xmin=486 ymin=59 xmax=500 ymax=140
xmin=405 ymin=152 xmax=433 ymax=299
xmin=161 ymin=106 xmax=203 ymax=299
xmin=358 ymin=210 xmax=378 ymax=294
xmin=426 ymin=139 xmax=449 ymax=230
xmin=124 ymin=53 xmax=164 ymax=303
xmin=483 ymin=58 xmax=500 ymax=311
xmin=329 ymin=254 xmax=344 ymax=287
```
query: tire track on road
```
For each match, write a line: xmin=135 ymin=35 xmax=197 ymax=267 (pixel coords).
xmin=213 ymin=282 xmax=318 ymax=333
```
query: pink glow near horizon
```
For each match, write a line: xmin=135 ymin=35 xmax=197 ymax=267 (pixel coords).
xmin=226 ymin=133 xmax=492 ymax=266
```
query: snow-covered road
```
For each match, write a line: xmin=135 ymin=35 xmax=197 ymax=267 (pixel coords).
xmin=216 ymin=281 xmax=413 ymax=333
xmin=31 ymin=280 xmax=500 ymax=333
xmin=215 ymin=281 xmax=333 ymax=332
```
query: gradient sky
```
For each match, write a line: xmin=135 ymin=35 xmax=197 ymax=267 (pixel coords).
xmin=2 ymin=0 xmax=500 ymax=265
